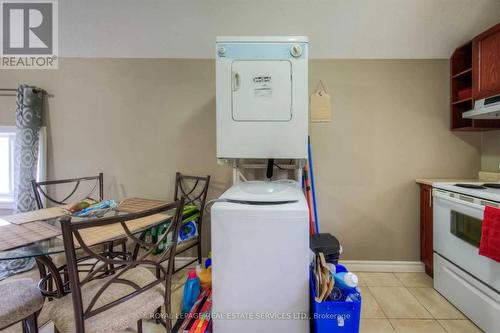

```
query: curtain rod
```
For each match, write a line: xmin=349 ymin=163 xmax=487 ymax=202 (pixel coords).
xmin=0 ymin=88 xmax=52 ymax=97
xmin=0 ymin=88 xmax=16 ymax=96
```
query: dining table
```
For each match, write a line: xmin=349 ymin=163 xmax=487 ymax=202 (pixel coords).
xmin=0 ymin=198 xmax=177 ymax=299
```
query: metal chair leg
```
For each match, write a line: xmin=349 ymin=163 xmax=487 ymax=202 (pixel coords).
xmin=137 ymin=319 xmax=143 ymax=333
xmin=107 ymin=241 xmax=115 ymax=274
xmin=164 ymin=301 xmax=172 ymax=333
xmin=21 ymin=313 xmax=38 ymax=333
xmin=154 ymin=266 xmax=162 ymax=324
xmin=197 ymin=241 xmax=202 ymax=264
xmin=121 ymin=240 xmax=127 ymax=259
xmin=164 ymin=272 xmax=173 ymax=333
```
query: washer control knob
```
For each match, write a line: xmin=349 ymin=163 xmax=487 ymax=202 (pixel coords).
xmin=290 ymin=44 xmax=302 ymax=57
xmin=218 ymin=47 xmax=226 ymax=56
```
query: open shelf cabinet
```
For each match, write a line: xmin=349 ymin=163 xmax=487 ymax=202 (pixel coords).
xmin=450 ymin=39 xmax=500 ymax=131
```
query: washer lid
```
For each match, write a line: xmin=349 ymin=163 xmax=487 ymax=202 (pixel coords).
xmin=221 ymin=180 xmax=302 ymax=203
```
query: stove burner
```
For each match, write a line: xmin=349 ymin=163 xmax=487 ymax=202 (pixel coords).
xmin=483 ymin=183 xmax=500 ymax=189
xmin=454 ymin=183 xmax=487 ymax=189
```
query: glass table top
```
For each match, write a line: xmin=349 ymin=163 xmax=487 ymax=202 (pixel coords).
xmin=0 ymin=209 xmax=173 ymax=261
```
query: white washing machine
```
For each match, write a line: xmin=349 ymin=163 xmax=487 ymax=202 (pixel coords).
xmin=211 ymin=180 xmax=309 ymax=333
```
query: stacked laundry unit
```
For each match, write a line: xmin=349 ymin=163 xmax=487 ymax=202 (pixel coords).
xmin=212 ymin=36 xmax=310 ymax=333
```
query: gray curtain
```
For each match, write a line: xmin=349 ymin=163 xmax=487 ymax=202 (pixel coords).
xmin=0 ymin=85 xmax=43 ymax=280
xmin=13 ymin=84 xmax=43 ymax=213
xmin=0 ymin=249 xmax=36 ymax=281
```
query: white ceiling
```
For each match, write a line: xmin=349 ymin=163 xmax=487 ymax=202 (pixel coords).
xmin=60 ymin=0 xmax=500 ymax=59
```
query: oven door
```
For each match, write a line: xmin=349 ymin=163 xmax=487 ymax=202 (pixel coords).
xmin=433 ymin=189 xmax=500 ymax=292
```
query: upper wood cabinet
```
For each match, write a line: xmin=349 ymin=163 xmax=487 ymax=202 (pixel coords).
xmin=472 ymin=23 xmax=500 ymax=100
xmin=450 ymin=22 xmax=500 ymax=131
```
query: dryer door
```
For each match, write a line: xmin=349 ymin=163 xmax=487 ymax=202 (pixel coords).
xmin=231 ymin=60 xmax=292 ymax=122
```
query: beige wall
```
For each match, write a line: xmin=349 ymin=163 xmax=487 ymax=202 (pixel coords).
xmin=481 ymin=131 xmax=500 ymax=172
xmin=309 ymin=60 xmax=481 ymax=260
xmin=0 ymin=58 xmax=482 ymax=260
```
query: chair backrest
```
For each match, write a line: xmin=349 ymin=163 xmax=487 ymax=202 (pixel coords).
xmin=60 ymin=198 xmax=185 ymax=332
xmin=31 ymin=173 xmax=104 ymax=209
xmin=173 ymin=172 xmax=210 ymax=227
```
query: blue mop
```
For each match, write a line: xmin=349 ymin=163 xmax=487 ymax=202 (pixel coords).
xmin=308 ymin=136 xmax=320 ymax=233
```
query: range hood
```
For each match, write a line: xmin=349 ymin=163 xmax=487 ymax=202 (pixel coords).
xmin=463 ymin=94 xmax=500 ymax=119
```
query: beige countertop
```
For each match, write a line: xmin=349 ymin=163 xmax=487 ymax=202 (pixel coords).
xmin=415 ymin=178 xmax=477 ymax=186
xmin=416 ymin=172 xmax=500 ymax=186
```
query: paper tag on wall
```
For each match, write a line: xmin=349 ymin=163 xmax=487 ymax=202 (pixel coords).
xmin=310 ymin=90 xmax=332 ymax=122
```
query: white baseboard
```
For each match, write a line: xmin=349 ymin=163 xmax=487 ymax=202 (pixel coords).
xmin=339 ymin=260 xmax=424 ymax=273
xmin=176 ymin=257 xmax=424 ymax=273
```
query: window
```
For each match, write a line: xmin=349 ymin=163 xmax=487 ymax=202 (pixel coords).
xmin=0 ymin=126 xmax=15 ymax=209
xmin=0 ymin=126 xmax=46 ymax=210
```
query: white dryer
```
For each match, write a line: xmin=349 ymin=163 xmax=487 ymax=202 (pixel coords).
xmin=211 ymin=180 xmax=309 ymax=333
xmin=215 ymin=36 xmax=309 ymax=160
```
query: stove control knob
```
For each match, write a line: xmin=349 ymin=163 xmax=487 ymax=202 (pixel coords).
xmin=290 ymin=44 xmax=303 ymax=57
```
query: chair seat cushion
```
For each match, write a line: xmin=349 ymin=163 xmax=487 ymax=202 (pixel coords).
xmin=0 ymin=278 xmax=43 ymax=329
xmin=48 ymin=266 xmax=165 ymax=333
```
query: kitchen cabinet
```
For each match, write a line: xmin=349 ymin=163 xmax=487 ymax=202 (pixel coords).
xmin=450 ymin=42 xmax=474 ymax=130
xmin=450 ymin=22 xmax=500 ymax=131
xmin=419 ymin=184 xmax=433 ymax=277
xmin=472 ymin=23 xmax=500 ymax=100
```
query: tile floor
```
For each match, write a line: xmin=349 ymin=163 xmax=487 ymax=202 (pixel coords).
xmin=355 ymin=272 xmax=483 ymax=333
xmin=1 ymin=271 xmax=483 ymax=333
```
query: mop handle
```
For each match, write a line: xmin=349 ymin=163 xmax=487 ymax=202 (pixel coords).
xmin=303 ymin=164 xmax=315 ymax=235
xmin=308 ymin=136 xmax=320 ymax=233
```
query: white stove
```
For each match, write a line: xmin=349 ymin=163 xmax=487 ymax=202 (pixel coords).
xmin=432 ymin=181 xmax=500 ymax=332
xmin=434 ymin=182 xmax=500 ymax=203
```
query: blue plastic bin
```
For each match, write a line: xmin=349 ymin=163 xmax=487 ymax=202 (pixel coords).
xmin=310 ymin=264 xmax=361 ymax=333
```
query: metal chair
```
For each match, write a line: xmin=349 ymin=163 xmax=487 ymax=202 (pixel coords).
xmin=0 ymin=278 xmax=44 ymax=333
xmin=48 ymin=199 xmax=185 ymax=333
xmin=31 ymin=174 xmax=104 ymax=210
xmin=173 ymin=172 xmax=210 ymax=273
xmin=31 ymin=174 xmax=126 ymax=293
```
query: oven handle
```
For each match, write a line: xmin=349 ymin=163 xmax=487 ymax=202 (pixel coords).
xmin=433 ymin=189 xmax=487 ymax=211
